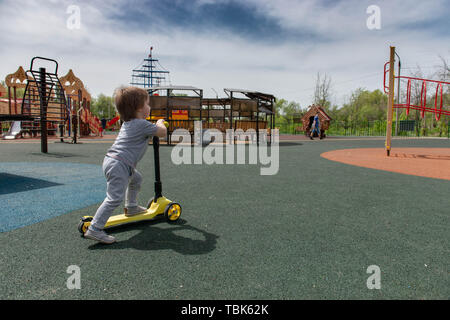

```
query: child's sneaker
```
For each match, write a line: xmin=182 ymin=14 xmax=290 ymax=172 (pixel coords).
xmin=124 ymin=205 xmax=147 ymax=217
xmin=84 ymin=227 xmax=116 ymax=244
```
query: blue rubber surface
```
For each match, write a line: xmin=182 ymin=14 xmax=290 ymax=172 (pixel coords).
xmin=0 ymin=162 xmax=105 ymax=232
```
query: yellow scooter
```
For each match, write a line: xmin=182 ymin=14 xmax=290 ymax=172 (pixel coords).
xmin=78 ymin=123 xmax=181 ymax=234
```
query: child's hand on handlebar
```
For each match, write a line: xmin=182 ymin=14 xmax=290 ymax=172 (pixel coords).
xmin=155 ymin=119 xmax=168 ymax=137
xmin=157 ymin=119 xmax=169 ymax=128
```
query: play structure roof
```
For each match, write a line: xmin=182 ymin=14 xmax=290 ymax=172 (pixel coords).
xmin=147 ymin=85 xmax=201 ymax=91
xmin=303 ymin=105 xmax=332 ymax=121
xmin=224 ymin=88 xmax=276 ymax=102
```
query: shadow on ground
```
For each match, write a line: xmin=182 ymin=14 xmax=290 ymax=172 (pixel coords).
xmin=158 ymin=142 xmax=304 ymax=147
xmin=279 ymin=142 xmax=303 ymax=147
xmin=87 ymin=219 xmax=219 ymax=255
xmin=30 ymin=152 xmax=86 ymax=158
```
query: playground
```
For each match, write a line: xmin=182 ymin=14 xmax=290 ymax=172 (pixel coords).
xmin=0 ymin=134 xmax=449 ymax=299
xmin=0 ymin=48 xmax=449 ymax=300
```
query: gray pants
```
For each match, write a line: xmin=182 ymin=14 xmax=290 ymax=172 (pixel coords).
xmin=91 ymin=156 xmax=142 ymax=230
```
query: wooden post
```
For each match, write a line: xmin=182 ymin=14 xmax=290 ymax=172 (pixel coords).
xmin=8 ymin=87 xmax=11 ymax=114
xmin=385 ymin=46 xmax=396 ymax=156
xmin=13 ymin=86 xmax=17 ymax=114
xmin=256 ymin=99 xmax=259 ymax=146
xmin=230 ymin=91 xmax=233 ymax=130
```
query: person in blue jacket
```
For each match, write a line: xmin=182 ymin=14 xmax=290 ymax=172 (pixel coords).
xmin=310 ymin=113 xmax=321 ymax=140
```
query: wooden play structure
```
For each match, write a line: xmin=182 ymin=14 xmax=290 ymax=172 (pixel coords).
xmin=0 ymin=60 xmax=100 ymax=144
xmin=147 ymin=86 xmax=275 ymax=144
xmin=1 ymin=65 xmax=39 ymax=138
xmin=299 ymin=105 xmax=332 ymax=138
xmin=60 ymin=69 xmax=100 ymax=143
xmin=1 ymin=66 xmax=30 ymax=117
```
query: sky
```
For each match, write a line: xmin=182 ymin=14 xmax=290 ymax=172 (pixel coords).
xmin=0 ymin=0 xmax=449 ymax=107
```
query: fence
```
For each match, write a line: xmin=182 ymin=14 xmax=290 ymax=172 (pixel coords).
xmin=275 ymin=119 xmax=450 ymax=138
xmin=327 ymin=119 xmax=450 ymax=138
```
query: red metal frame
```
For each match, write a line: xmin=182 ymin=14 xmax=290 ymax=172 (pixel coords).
xmin=384 ymin=63 xmax=450 ymax=121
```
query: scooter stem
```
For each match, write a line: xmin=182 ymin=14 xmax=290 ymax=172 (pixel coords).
xmin=153 ymin=136 xmax=162 ymax=200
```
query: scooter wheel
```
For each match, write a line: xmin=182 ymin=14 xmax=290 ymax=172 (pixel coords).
xmin=164 ymin=203 xmax=182 ymax=223
xmin=78 ymin=216 xmax=93 ymax=235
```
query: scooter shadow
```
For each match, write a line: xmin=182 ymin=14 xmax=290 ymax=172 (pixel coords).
xmin=87 ymin=219 xmax=219 ymax=255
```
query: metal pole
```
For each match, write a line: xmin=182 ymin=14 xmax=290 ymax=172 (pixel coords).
xmin=395 ymin=53 xmax=401 ymax=136
xmin=39 ymin=67 xmax=48 ymax=153
xmin=153 ymin=136 xmax=162 ymax=200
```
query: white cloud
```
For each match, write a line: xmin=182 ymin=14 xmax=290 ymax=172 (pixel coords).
xmin=0 ymin=0 xmax=448 ymax=107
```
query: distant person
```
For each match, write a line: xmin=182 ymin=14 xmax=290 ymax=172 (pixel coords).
xmin=100 ymin=118 xmax=107 ymax=137
xmin=83 ymin=86 xmax=167 ymax=244
xmin=310 ymin=113 xmax=321 ymax=140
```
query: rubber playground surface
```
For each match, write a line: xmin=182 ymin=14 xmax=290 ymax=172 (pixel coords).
xmin=0 ymin=136 xmax=449 ymax=299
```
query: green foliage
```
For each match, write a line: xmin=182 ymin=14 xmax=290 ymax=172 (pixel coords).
xmin=334 ymin=88 xmax=387 ymax=122
xmin=274 ymin=87 xmax=449 ymax=137
xmin=91 ymin=94 xmax=115 ymax=119
xmin=274 ymin=99 xmax=303 ymax=133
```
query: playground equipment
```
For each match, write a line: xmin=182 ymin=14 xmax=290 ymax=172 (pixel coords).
xmin=0 ymin=82 xmax=6 ymax=98
xmin=129 ymin=47 xmax=275 ymax=145
xmin=130 ymin=46 xmax=170 ymax=88
xmin=147 ymin=86 xmax=275 ymax=145
xmin=19 ymin=57 xmax=69 ymax=152
xmin=78 ymin=122 xmax=181 ymax=234
xmin=2 ymin=121 xmax=22 ymax=140
xmin=1 ymin=63 xmax=101 ymax=144
xmin=384 ymin=46 xmax=450 ymax=156
xmin=104 ymin=116 xmax=120 ymax=129
xmin=60 ymin=69 xmax=100 ymax=143
xmin=0 ymin=67 xmax=34 ymax=137
xmin=299 ymin=105 xmax=332 ymax=138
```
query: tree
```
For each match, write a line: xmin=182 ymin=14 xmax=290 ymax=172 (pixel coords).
xmin=436 ymin=55 xmax=450 ymax=81
xmin=275 ymin=99 xmax=302 ymax=120
xmin=91 ymin=94 xmax=115 ymax=119
xmin=313 ymin=72 xmax=332 ymax=110
xmin=332 ymin=88 xmax=387 ymax=122
xmin=274 ymin=98 xmax=303 ymax=133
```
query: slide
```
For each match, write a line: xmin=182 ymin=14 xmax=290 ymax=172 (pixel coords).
xmin=2 ymin=121 xmax=22 ymax=140
xmin=106 ymin=116 xmax=120 ymax=129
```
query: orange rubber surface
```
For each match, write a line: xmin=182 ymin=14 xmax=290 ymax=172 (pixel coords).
xmin=321 ymin=148 xmax=450 ymax=181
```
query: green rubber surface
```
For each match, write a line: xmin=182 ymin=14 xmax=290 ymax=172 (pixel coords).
xmin=0 ymin=138 xmax=449 ymax=299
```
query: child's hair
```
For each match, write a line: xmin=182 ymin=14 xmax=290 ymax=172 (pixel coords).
xmin=113 ymin=86 xmax=149 ymax=121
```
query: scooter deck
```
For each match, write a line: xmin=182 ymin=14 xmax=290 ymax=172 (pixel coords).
xmin=104 ymin=196 xmax=172 ymax=229
xmin=80 ymin=196 xmax=173 ymax=231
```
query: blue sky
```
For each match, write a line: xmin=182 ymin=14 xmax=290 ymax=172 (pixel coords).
xmin=0 ymin=0 xmax=449 ymax=107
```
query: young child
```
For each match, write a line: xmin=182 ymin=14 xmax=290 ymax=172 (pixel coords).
xmin=84 ymin=86 xmax=167 ymax=244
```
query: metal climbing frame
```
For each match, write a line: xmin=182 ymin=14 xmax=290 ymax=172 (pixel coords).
xmin=384 ymin=62 xmax=450 ymax=121
xmin=21 ymin=57 xmax=69 ymax=152
xmin=384 ymin=46 xmax=449 ymax=156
